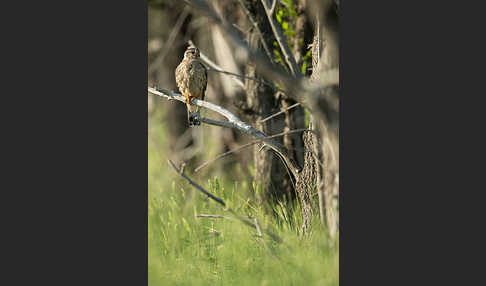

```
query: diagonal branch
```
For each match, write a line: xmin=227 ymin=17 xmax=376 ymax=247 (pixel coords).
xmin=194 ymin=128 xmax=314 ymax=173
xmin=196 ymin=214 xmax=233 ymax=220
xmin=168 ymin=159 xmax=226 ymax=207
xmin=259 ymin=102 xmax=301 ymax=123
xmin=208 ymin=68 xmax=279 ymax=90
xmin=168 ymin=159 xmax=281 ymax=242
xmin=149 ymin=86 xmax=300 ymax=176
xmin=189 ymin=40 xmax=279 ymax=91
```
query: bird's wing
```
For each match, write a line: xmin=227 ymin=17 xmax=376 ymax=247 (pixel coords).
xmin=190 ymin=60 xmax=207 ymax=101
xmin=175 ymin=62 xmax=184 ymax=91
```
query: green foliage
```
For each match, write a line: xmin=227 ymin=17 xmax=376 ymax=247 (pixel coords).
xmin=301 ymin=49 xmax=312 ymax=75
xmin=275 ymin=6 xmax=294 ymax=51
xmin=149 ymin=109 xmax=338 ymax=285
xmin=304 ymin=108 xmax=311 ymax=128
xmin=273 ymin=0 xmax=313 ymax=77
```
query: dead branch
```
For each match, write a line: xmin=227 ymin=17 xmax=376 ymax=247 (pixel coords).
xmin=194 ymin=128 xmax=314 ymax=173
xmin=168 ymin=159 xmax=281 ymax=242
xmin=168 ymin=159 xmax=226 ymax=207
xmin=149 ymin=86 xmax=301 ymax=177
xmin=208 ymin=68 xmax=279 ymax=90
xmin=196 ymin=214 xmax=253 ymax=221
xmin=254 ymin=218 xmax=263 ymax=238
xmin=187 ymin=40 xmax=244 ymax=89
xmin=269 ymin=0 xmax=277 ymax=15
xmin=259 ymin=102 xmax=301 ymax=123
xmin=196 ymin=214 xmax=233 ymax=220
xmin=188 ymin=40 xmax=279 ymax=91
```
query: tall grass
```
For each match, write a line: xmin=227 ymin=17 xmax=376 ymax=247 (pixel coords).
xmin=149 ymin=110 xmax=338 ymax=285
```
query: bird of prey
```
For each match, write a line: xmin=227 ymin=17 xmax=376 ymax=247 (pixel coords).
xmin=175 ymin=46 xmax=208 ymax=127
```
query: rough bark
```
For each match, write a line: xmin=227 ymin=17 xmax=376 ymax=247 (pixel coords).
xmin=309 ymin=0 xmax=340 ymax=240
xmin=241 ymin=0 xmax=295 ymax=205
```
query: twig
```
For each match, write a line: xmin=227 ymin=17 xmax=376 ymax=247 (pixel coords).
xmin=187 ymin=40 xmax=244 ymax=89
xmin=236 ymin=0 xmax=274 ymax=62
xmin=269 ymin=0 xmax=277 ymax=15
xmin=254 ymin=218 xmax=263 ymax=238
xmin=208 ymin=68 xmax=279 ymax=90
xmin=180 ymin=162 xmax=187 ymax=174
xmin=261 ymin=0 xmax=300 ymax=77
xmin=194 ymin=128 xmax=314 ymax=173
xmin=196 ymin=214 xmax=233 ymax=220
xmin=149 ymin=86 xmax=300 ymax=177
xmin=196 ymin=214 xmax=253 ymax=220
xmin=258 ymin=144 xmax=266 ymax=152
xmin=168 ymin=159 xmax=226 ymax=207
xmin=259 ymin=102 xmax=301 ymax=123
xmin=168 ymin=159 xmax=282 ymax=242
xmin=188 ymin=40 xmax=279 ymax=91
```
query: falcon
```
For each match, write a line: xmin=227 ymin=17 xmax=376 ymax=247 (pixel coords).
xmin=175 ymin=46 xmax=208 ymax=127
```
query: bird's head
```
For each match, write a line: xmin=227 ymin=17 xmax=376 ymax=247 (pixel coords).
xmin=184 ymin=46 xmax=200 ymax=60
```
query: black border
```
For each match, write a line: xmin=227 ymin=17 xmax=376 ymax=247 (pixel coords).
xmin=4 ymin=0 xmax=482 ymax=284
xmin=4 ymin=1 xmax=148 ymax=284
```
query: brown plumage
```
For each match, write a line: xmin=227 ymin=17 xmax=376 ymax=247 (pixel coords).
xmin=175 ymin=46 xmax=207 ymax=127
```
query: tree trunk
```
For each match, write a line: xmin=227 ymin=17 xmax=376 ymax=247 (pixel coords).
xmin=310 ymin=0 xmax=340 ymax=240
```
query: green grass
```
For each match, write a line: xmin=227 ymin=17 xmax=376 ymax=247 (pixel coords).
xmin=148 ymin=109 xmax=339 ymax=286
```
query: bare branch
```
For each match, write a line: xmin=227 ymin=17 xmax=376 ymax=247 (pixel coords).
xmin=168 ymin=159 xmax=226 ymax=207
xmin=269 ymin=0 xmax=277 ymax=15
xmin=194 ymin=128 xmax=314 ymax=173
xmin=254 ymin=218 xmax=263 ymax=238
xmin=208 ymin=68 xmax=279 ymax=90
xmin=187 ymin=40 xmax=244 ymax=89
xmin=198 ymin=117 xmax=236 ymax=129
xmin=189 ymin=40 xmax=279 ymax=91
xmin=168 ymin=159 xmax=281 ymax=242
xmin=261 ymin=0 xmax=300 ymax=77
xmin=196 ymin=214 xmax=233 ymax=220
xmin=259 ymin=102 xmax=301 ymax=123
xmin=149 ymin=86 xmax=301 ymax=176
xmin=197 ymin=214 xmax=253 ymax=221
xmin=210 ymin=69 xmax=245 ymax=89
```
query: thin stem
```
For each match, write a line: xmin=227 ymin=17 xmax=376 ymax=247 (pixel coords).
xmin=259 ymin=102 xmax=301 ymax=123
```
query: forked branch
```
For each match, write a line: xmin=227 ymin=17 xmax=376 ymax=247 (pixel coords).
xmin=194 ymin=128 xmax=315 ymax=173
xmin=148 ymin=86 xmax=300 ymax=176
xmin=168 ymin=159 xmax=282 ymax=242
